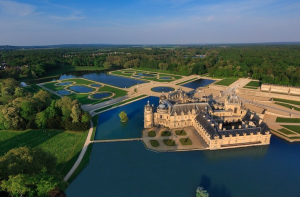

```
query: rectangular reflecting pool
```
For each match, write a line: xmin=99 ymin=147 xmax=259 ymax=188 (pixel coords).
xmin=182 ymin=79 xmax=215 ymax=89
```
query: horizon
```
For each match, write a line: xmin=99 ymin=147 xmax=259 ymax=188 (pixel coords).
xmin=0 ymin=0 xmax=300 ymax=45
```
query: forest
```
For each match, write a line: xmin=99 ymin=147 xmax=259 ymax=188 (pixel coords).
xmin=1 ymin=44 xmax=300 ymax=86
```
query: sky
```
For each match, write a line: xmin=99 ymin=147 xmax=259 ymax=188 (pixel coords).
xmin=0 ymin=0 xmax=299 ymax=45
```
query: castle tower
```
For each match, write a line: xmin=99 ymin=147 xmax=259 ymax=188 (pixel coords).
xmin=144 ymin=100 xmax=154 ymax=128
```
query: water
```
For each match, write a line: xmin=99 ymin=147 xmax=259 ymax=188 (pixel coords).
xmin=90 ymin=84 xmax=102 ymax=87
xmin=151 ymin=86 xmax=175 ymax=93
xmin=160 ymin=76 xmax=172 ymax=79
xmin=67 ymin=97 xmax=300 ymax=197
xmin=67 ymin=138 xmax=300 ymax=197
xmin=137 ymin=73 xmax=156 ymax=77
xmin=132 ymin=75 xmax=143 ymax=78
xmin=92 ymin=93 xmax=112 ymax=99
xmin=57 ymin=90 xmax=71 ymax=95
xmin=69 ymin=86 xmax=94 ymax=93
xmin=58 ymin=82 xmax=72 ymax=86
xmin=182 ymin=79 xmax=215 ymax=89
xmin=94 ymin=97 xmax=158 ymax=140
xmin=24 ymin=70 xmax=145 ymax=88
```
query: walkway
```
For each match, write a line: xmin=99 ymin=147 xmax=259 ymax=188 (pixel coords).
xmin=64 ymin=120 xmax=93 ymax=181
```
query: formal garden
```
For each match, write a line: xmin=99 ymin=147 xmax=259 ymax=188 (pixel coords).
xmin=41 ymin=78 xmax=127 ymax=105
xmin=110 ymin=69 xmax=182 ymax=82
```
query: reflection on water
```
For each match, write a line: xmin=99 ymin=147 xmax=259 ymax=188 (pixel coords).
xmin=182 ymin=79 xmax=215 ymax=89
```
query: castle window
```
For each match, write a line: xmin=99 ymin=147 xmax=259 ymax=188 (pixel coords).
xmin=160 ymin=115 xmax=162 ymax=119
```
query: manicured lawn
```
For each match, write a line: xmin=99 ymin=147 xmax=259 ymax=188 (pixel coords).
xmin=90 ymin=115 xmax=99 ymax=141
xmin=276 ymin=117 xmax=300 ymax=123
xmin=42 ymin=81 xmax=65 ymax=91
xmin=175 ymin=130 xmax=187 ymax=136
xmin=98 ymin=85 xmax=127 ymax=98
xmin=150 ymin=140 xmax=159 ymax=147
xmin=275 ymin=102 xmax=300 ymax=111
xmin=93 ymin=95 xmax=148 ymax=113
xmin=278 ymin=128 xmax=295 ymax=135
xmin=243 ymin=86 xmax=258 ymax=89
xmin=163 ymin=139 xmax=176 ymax=146
xmin=0 ymin=129 xmax=88 ymax=176
xmin=281 ymin=125 xmax=300 ymax=134
xmin=68 ymin=94 xmax=107 ymax=105
xmin=245 ymin=81 xmax=261 ymax=87
xmin=214 ymin=78 xmax=238 ymax=86
xmin=132 ymin=67 xmax=185 ymax=76
xmin=111 ymin=70 xmax=133 ymax=77
xmin=62 ymin=78 xmax=95 ymax=85
xmin=23 ymin=85 xmax=39 ymax=94
xmin=161 ymin=130 xmax=172 ymax=136
xmin=180 ymin=138 xmax=192 ymax=145
xmin=148 ymin=131 xmax=156 ymax=137
xmin=273 ymin=98 xmax=300 ymax=106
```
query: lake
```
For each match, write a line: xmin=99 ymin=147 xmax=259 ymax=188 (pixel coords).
xmin=182 ymin=79 xmax=215 ymax=89
xmin=67 ymin=137 xmax=300 ymax=197
xmin=67 ymin=96 xmax=300 ymax=197
xmin=26 ymin=70 xmax=146 ymax=88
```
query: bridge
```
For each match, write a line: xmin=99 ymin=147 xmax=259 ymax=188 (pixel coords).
xmin=93 ymin=138 xmax=143 ymax=143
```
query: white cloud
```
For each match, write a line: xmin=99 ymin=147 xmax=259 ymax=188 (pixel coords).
xmin=0 ymin=0 xmax=36 ymax=16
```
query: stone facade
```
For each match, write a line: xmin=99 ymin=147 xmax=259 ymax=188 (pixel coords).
xmin=144 ymin=88 xmax=271 ymax=150
xmin=261 ymin=84 xmax=300 ymax=95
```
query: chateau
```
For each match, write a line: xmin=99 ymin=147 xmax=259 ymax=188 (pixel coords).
xmin=261 ymin=84 xmax=300 ymax=95
xmin=144 ymin=88 xmax=271 ymax=150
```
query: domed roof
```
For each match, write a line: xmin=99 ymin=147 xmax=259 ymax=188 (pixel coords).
xmin=160 ymin=94 xmax=167 ymax=100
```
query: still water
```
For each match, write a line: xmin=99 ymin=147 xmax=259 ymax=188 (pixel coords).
xmin=67 ymin=97 xmax=300 ymax=197
xmin=182 ymin=79 xmax=216 ymax=89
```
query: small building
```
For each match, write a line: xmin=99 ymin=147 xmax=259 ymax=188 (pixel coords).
xmin=261 ymin=84 xmax=300 ymax=96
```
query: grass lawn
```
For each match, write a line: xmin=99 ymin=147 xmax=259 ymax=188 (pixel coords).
xmin=163 ymin=139 xmax=176 ymax=146
xmin=0 ymin=129 xmax=88 ymax=177
xmin=132 ymin=67 xmax=185 ymax=76
xmin=61 ymin=78 xmax=95 ymax=85
xmin=68 ymin=94 xmax=107 ymax=105
xmin=243 ymin=86 xmax=258 ymax=89
xmin=245 ymin=81 xmax=261 ymax=87
xmin=214 ymin=78 xmax=238 ymax=86
xmin=275 ymin=102 xmax=300 ymax=111
xmin=93 ymin=95 xmax=148 ymax=113
xmin=148 ymin=131 xmax=156 ymax=137
xmin=23 ymin=85 xmax=39 ymax=94
xmin=150 ymin=140 xmax=159 ymax=147
xmin=281 ymin=125 xmax=300 ymax=134
xmin=161 ymin=130 xmax=172 ymax=136
xmin=42 ymin=82 xmax=65 ymax=91
xmin=180 ymin=138 xmax=192 ymax=145
xmin=176 ymin=78 xmax=198 ymax=85
xmin=175 ymin=130 xmax=187 ymax=136
xmin=98 ymin=85 xmax=127 ymax=98
xmin=273 ymin=98 xmax=300 ymax=106
xmin=278 ymin=128 xmax=295 ymax=135
xmin=90 ymin=115 xmax=99 ymax=141
xmin=276 ymin=117 xmax=300 ymax=123
xmin=111 ymin=70 xmax=135 ymax=77
xmin=27 ymin=84 xmax=61 ymax=100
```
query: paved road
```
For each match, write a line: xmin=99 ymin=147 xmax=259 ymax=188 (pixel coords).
xmin=82 ymin=95 xmax=129 ymax=112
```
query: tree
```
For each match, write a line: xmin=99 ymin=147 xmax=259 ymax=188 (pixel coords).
xmin=55 ymin=97 xmax=73 ymax=121
xmin=35 ymin=111 xmax=48 ymax=129
xmin=1 ymin=174 xmax=31 ymax=197
xmin=81 ymin=111 xmax=91 ymax=123
xmin=14 ymin=87 xmax=26 ymax=97
xmin=119 ymin=111 xmax=128 ymax=122
xmin=103 ymin=61 xmax=112 ymax=69
xmin=33 ymin=90 xmax=51 ymax=111
xmin=70 ymin=103 xmax=81 ymax=123
xmin=20 ymin=101 xmax=36 ymax=121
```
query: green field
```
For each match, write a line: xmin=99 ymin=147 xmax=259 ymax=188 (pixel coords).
xmin=278 ymin=128 xmax=295 ymax=135
xmin=42 ymin=81 xmax=65 ymax=91
xmin=180 ymin=138 xmax=192 ymax=145
xmin=62 ymin=78 xmax=95 ymax=85
xmin=93 ymin=95 xmax=148 ymax=113
xmin=214 ymin=78 xmax=238 ymax=86
xmin=24 ymin=84 xmax=61 ymax=100
xmin=150 ymin=140 xmax=159 ymax=147
xmin=273 ymin=98 xmax=300 ymax=106
xmin=275 ymin=102 xmax=300 ymax=111
xmin=0 ymin=129 xmax=88 ymax=177
xmin=148 ymin=131 xmax=156 ymax=137
xmin=276 ymin=117 xmax=300 ymax=123
xmin=245 ymin=81 xmax=261 ymax=87
xmin=281 ymin=125 xmax=300 ymax=134
xmin=163 ymin=139 xmax=176 ymax=146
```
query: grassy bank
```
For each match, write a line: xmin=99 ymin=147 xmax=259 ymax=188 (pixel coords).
xmin=0 ymin=129 xmax=88 ymax=177
xmin=214 ymin=78 xmax=238 ymax=86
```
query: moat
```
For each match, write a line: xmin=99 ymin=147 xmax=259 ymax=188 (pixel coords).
xmin=68 ymin=97 xmax=300 ymax=197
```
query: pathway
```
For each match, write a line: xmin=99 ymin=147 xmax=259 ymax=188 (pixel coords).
xmin=64 ymin=120 xmax=93 ymax=181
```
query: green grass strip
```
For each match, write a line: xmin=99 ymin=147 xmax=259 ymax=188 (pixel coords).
xmin=281 ymin=125 xmax=300 ymax=134
xmin=214 ymin=78 xmax=238 ymax=86
xmin=276 ymin=117 xmax=300 ymax=123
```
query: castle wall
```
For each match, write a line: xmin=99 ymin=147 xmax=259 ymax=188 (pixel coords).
xmin=237 ymin=88 xmax=300 ymax=101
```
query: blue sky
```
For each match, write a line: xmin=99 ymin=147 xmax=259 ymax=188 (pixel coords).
xmin=0 ymin=0 xmax=299 ymax=45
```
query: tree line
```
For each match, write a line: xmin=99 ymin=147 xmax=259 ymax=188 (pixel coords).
xmin=0 ymin=78 xmax=91 ymax=131
xmin=1 ymin=45 xmax=300 ymax=86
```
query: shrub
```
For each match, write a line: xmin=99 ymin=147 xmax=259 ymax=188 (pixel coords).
xmin=180 ymin=138 xmax=192 ymax=145
xmin=163 ymin=139 xmax=176 ymax=146
xmin=150 ymin=140 xmax=159 ymax=147
xmin=161 ymin=130 xmax=171 ymax=136
xmin=175 ymin=130 xmax=186 ymax=136
xmin=148 ymin=131 xmax=156 ymax=137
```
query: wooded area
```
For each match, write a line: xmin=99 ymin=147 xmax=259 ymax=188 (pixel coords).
xmin=1 ymin=44 xmax=300 ymax=86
